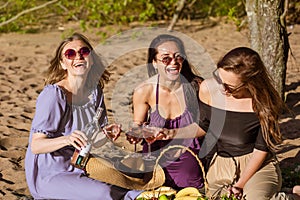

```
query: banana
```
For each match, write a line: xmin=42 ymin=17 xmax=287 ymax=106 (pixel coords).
xmin=175 ymin=187 xmax=201 ymax=198
xmin=155 ymin=186 xmax=176 ymax=192
xmin=136 ymin=186 xmax=177 ymax=199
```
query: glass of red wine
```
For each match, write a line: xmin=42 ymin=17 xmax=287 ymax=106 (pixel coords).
xmin=125 ymin=121 xmax=143 ymax=158
xmin=142 ymin=123 xmax=158 ymax=161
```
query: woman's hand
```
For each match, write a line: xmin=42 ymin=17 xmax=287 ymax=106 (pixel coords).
xmin=154 ymin=123 xmax=205 ymax=140
xmin=227 ymin=185 xmax=243 ymax=200
xmin=65 ymin=130 xmax=88 ymax=151
xmin=155 ymin=128 xmax=176 ymax=140
xmin=103 ymin=123 xmax=121 ymax=141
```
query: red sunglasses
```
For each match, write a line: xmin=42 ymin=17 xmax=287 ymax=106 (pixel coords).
xmin=63 ymin=47 xmax=91 ymax=60
xmin=156 ymin=53 xmax=185 ymax=66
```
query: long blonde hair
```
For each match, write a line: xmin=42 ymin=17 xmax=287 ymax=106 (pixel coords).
xmin=44 ymin=32 xmax=110 ymax=89
xmin=217 ymin=47 xmax=288 ymax=151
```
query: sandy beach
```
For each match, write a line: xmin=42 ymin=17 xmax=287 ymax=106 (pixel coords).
xmin=0 ymin=20 xmax=299 ymax=199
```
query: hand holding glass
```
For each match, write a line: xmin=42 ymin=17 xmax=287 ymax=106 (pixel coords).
xmin=103 ymin=123 xmax=121 ymax=141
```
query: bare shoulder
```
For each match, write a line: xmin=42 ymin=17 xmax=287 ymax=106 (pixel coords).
xmin=199 ymin=79 xmax=210 ymax=95
xmin=199 ymin=78 xmax=217 ymax=104
xmin=133 ymin=75 xmax=156 ymax=98
xmin=134 ymin=82 xmax=152 ymax=96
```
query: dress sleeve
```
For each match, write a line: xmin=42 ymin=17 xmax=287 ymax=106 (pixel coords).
xmin=198 ymin=100 xmax=210 ymax=132
xmin=254 ymin=128 xmax=269 ymax=152
xmin=30 ymin=85 xmax=67 ymax=137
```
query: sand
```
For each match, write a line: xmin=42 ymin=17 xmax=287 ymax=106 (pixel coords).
xmin=0 ymin=19 xmax=299 ymax=199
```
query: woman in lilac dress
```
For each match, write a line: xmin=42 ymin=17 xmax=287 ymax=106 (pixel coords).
xmin=129 ymin=34 xmax=205 ymax=190
xmin=25 ymin=33 xmax=140 ymax=200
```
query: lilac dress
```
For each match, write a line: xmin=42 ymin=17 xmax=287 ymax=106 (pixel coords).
xmin=25 ymin=84 xmax=140 ymax=200
xmin=144 ymin=79 xmax=204 ymax=190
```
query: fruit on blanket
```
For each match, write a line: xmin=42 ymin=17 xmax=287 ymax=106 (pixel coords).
xmin=158 ymin=194 xmax=169 ymax=200
xmin=136 ymin=186 xmax=176 ymax=199
xmin=157 ymin=186 xmax=176 ymax=192
xmin=174 ymin=196 xmax=202 ymax=200
xmin=175 ymin=187 xmax=201 ymax=198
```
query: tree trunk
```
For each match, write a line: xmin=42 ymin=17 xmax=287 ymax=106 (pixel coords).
xmin=245 ymin=0 xmax=289 ymax=99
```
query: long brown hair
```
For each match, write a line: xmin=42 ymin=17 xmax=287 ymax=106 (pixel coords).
xmin=44 ymin=32 xmax=110 ymax=89
xmin=217 ymin=47 xmax=287 ymax=151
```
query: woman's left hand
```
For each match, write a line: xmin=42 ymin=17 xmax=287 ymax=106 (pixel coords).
xmin=227 ymin=185 xmax=243 ymax=200
xmin=103 ymin=123 xmax=121 ymax=141
xmin=155 ymin=128 xmax=176 ymax=140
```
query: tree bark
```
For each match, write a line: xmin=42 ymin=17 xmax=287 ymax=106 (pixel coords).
xmin=245 ymin=0 xmax=289 ymax=99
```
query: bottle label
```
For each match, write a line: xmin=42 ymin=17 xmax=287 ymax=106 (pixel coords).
xmin=71 ymin=151 xmax=90 ymax=169
xmin=79 ymin=144 xmax=91 ymax=156
xmin=75 ymin=155 xmax=83 ymax=166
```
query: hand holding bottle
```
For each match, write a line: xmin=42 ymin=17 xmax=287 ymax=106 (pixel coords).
xmin=70 ymin=107 xmax=104 ymax=169
xmin=67 ymin=130 xmax=88 ymax=151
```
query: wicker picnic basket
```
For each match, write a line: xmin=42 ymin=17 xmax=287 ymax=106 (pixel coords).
xmin=139 ymin=144 xmax=211 ymax=199
xmin=144 ymin=145 xmax=240 ymax=200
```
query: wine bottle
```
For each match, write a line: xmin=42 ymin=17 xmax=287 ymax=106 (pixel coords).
xmin=70 ymin=107 xmax=104 ymax=169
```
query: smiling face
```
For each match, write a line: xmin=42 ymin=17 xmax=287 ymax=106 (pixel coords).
xmin=153 ymin=41 xmax=184 ymax=81
xmin=60 ymin=39 xmax=93 ymax=78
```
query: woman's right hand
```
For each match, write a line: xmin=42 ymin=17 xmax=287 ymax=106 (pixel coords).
xmin=103 ymin=123 xmax=122 ymax=141
xmin=66 ymin=130 xmax=88 ymax=151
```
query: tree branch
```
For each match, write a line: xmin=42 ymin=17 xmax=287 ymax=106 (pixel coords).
xmin=57 ymin=2 xmax=79 ymax=21
xmin=0 ymin=0 xmax=59 ymax=27
xmin=167 ymin=0 xmax=186 ymax=31
xmin=0 ymin=1 xmax=10 ymax=10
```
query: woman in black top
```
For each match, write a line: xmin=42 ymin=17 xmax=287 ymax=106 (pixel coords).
xmin=198 ymin=47 xmax=299 ymax=199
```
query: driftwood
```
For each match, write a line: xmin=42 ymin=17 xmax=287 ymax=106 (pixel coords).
xmin=0 ymin=0 xmax=59 ymax=27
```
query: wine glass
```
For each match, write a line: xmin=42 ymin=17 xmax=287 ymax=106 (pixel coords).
xmin=142 ymin=123 xmax=158 ymax=161
xmin=125 ymin=121 xmax=143 ymax=158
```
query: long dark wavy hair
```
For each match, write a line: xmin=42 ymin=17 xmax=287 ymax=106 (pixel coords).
xmin=147 ymin=34 xmax=203 ymax=122
xmin=217 ymin=47 xmax=288 ymax=151
xmin=44 ymin=32 xmax=110 ymax=89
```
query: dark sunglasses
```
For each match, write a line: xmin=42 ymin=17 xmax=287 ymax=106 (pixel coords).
xmin=213 ymin=69 xmax=245 ymax=94
xmin=156 ymin=53 xmax=185 ymax=66
xmin=64 ymin=47 xmax=91 ymax=60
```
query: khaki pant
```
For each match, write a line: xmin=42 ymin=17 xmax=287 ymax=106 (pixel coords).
xmin=206 ymin=153 xmax=296 ymax=200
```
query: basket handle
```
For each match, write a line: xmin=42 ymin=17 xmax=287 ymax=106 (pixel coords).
xmin=152 ymin=144 xmax=209 ymax=195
